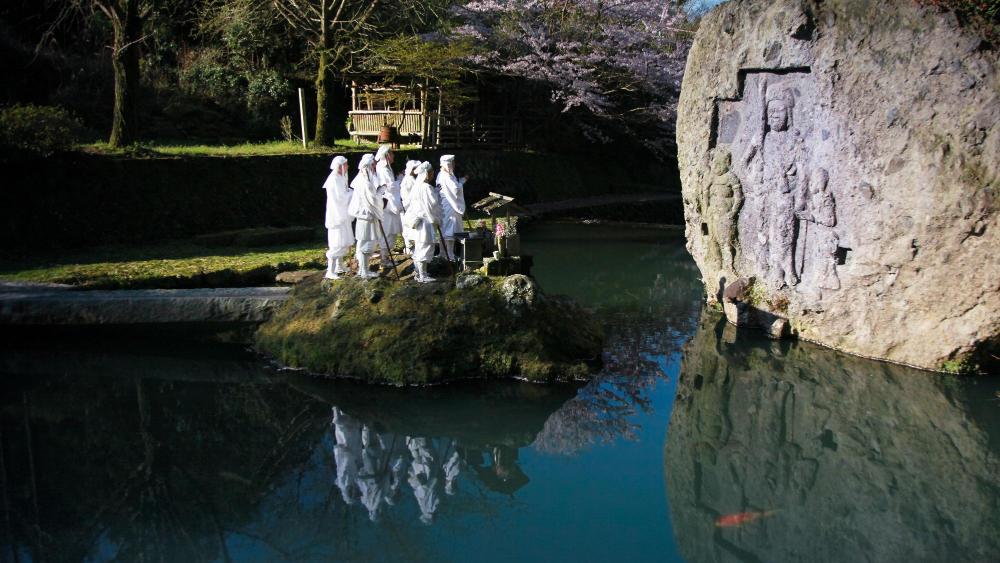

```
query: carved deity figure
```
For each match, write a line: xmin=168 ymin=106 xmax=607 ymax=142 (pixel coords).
xmin=795 ymin=168 xmax=840 ymax=290
xmin=743 ymin=78 xmax=801 ymax=289
xmin=703 ymin=148 xmax=744 ymax=273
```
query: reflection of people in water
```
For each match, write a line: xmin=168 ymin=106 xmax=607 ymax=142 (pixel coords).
xmin=469 ymin=446 xmax=529 ymax=496
xmin=331 ymin=408 xmax=411 ymax=520
xmin=330 ymin=408 xmax=477 ymax=525
xmin=358 ymin=426 xmax=387 ymax=522
xmin=331 ymin=407 xmax=362 ymax=505
xmin=405 ymin=436 xmax=460 ymax=524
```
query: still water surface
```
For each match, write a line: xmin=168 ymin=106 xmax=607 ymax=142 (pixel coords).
xmin=1 ymin=223 xmax=998 ymax=562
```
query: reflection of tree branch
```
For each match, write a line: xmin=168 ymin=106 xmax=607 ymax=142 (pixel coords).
xmin=534 ymin=296 xmax=699 ymax=455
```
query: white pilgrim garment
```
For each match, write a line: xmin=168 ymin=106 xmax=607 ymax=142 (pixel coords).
xmin=406 ymin=437 xmax=441 ymax=524
xmin=358 ymin=426 xmax=386 ymax=522
xmin=436 ymin=165 xmax=466 ymax=239
xmin=323 ymin=157 xmax=355 ymax=259
xmin=375 ymin=157 xmax=403 ymax=238
xmin=443 ymin=449 xmax=461 ymax=495
xmin=332 ymin=407 xmax=363 ymax=505
xmin=349 ymin=157 xmax=383 ymax=254
xmin=408 ymin=173 xmax=443 ymax=264
xmin=398 ymin=161 xmax=419 ymax=246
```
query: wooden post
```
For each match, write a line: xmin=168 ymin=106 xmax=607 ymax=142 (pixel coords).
xmin=298 ymin=88 xmax=308 ymax=148
xmin=421 ymin=80 xmax=429 ymax=149
xmin=436 ymin=86 xmax=443 ymax=147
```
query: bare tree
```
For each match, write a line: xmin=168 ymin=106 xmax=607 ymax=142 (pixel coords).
xmin=270 ymin=0 xmax=381 ymax=145
xmin=96 ymin=0 xmax=149 ymax=147
xmin=43 ymin=0 xmax=152 ymax=147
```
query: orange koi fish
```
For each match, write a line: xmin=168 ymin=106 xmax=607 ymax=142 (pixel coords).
xmin=715 ymin=510 xmax=778 ymax=528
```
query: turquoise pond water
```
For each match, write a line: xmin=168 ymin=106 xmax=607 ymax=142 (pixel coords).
xmin=0 ymin=222 xmax=997 ymax=562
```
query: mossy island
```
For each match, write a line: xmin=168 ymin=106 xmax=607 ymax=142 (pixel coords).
xmin=255 ymin=270 xmax=603 ymax=386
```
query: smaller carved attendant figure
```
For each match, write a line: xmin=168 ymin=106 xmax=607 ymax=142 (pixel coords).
xmin=795 ymin=168 xmax=840 ymax=290
xmin=706 ymin=148 xmax=744 ymax=273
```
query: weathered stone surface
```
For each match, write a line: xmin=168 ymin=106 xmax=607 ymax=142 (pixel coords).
xmin=499 ymin=274 xmax=540 ymax=316
xmin=677 ymin=0 xmax=1000 ymax=371
xmin=455 ymin=272 xmax=489 ymax=290
xmin=665 ymin=311 xmax=1000 ymax=562
xmin=275 ymin=270 xmax=321 ymax=285
xmin=0 ymin=285 xmax=290 ymax=325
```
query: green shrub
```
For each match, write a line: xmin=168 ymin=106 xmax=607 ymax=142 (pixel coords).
xmin=0 ymin=104 xmax=82 ymax=156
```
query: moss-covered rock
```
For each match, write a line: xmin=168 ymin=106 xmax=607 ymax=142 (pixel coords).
xmin=254 ymin=274 xmax=603 ymax=385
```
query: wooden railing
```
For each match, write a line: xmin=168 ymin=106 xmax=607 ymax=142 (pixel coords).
xmin=348 ymin=110 xmax=523 ymax=149
xmin=348 ymin=111 xmax=424 ymax=139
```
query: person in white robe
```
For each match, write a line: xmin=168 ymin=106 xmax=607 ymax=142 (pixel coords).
xmin=406 ymin=161 xmax=443 ymax=283
xmin=406 ymin=437 xmax=441 ymax=525
xmin=358 ymin=425 xmax=386 ymax=522
xmin=331 ymin=407 xmax=363 ymax=505
xmin=374 ymin=144 xmax=403 ymax=258
xmin=398 ymin=160 xmax=420 ymax=254
xmin=348 ymin=154 xmax=382 ymax=279
xmin=322 ymin=155 xmax=355 ymax=279
xmin=435 ymin=154 xmax=467 ymax=261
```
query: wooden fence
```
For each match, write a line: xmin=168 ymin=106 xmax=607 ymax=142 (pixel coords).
xmin=348 ymin=111 xmax=424 ymax=141
xmin=349 ymin=110 xmax=523 ymax=149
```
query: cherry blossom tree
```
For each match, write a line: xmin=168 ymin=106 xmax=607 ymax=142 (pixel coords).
xmin=452 ymin=0 xmax=694 ymax=155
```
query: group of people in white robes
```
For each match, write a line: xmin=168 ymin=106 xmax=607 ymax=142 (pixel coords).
xmin=322 ymin=146 xmax=468 ymax=283
xmin=331 ymin=407 xmax=461 ymax=524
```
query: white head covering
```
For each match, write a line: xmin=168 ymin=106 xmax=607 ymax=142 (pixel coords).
xmin=324 ymin=156 xmax=352 ymax=227
xmin=349 ymin=156 xmax=383 ymax=221
xmin=404 ymin=160 xmax=419 ymax=175
xmin=375 ymin=144 xmax=392 ymax=162
xmin=439 ymin=154 xmax=455 ymax=167
xmin=416 ymin=161 xmax=433 ymax=182
xmin=330 ymin=155 xmax=348 ymax=171
xmin=358 ymin=153 xmax=375 ymax=170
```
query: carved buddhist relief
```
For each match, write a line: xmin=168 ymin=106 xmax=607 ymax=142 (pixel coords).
xmin=700 ymin=148 xmax=743 ymax=273
xmin=709 ymin=69 xmax=839 ymax=293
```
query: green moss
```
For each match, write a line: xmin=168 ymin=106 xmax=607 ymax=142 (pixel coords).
xmin=0 ymin=239 xmax=325 ymax=289
xmin=744 ymin=278 xmax=769 ymax=308
xmin=254 ymin=275 xmax=604 ymax=386
xmin=940 ymin=356 xmax=980 ymax=375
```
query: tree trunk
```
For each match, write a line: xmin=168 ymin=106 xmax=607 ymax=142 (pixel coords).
xmin=313 ymin=8 xmax=334 ymax=146
xmin=107 ymin=0 xmax=141 ymax=148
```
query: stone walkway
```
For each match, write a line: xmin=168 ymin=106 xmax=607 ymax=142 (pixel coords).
xmin=0 ymin=282 xmax=290 ymax=326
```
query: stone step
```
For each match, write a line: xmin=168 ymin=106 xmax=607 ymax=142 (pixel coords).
xmin=0 ymin=285 xmax=291 ymax=326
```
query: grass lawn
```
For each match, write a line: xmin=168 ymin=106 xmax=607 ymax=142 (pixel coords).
xmin=0 ymin=239 xmax=328 ymax=290
xmin=79 ymin=139 xmax=422 ymax=157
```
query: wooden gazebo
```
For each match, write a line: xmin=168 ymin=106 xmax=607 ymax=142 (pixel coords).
xmin=347 ymin=82 xmax=523 ymax=149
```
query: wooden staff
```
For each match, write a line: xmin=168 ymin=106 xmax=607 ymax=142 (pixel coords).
xmin=376 ymin=218 xmax=401 ymax=281
xmin=435 ymin=224 xmax=455 ymax=277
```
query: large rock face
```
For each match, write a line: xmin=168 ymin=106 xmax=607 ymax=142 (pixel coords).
xmin=664 ymin=311 xmax=1000 ymax=562
xmin=677 ymin=0 xmax=1000 ymax=371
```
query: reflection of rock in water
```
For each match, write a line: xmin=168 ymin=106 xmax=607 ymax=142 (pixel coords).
xmin=665 ymin=310 xmax=1000 ymax=563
